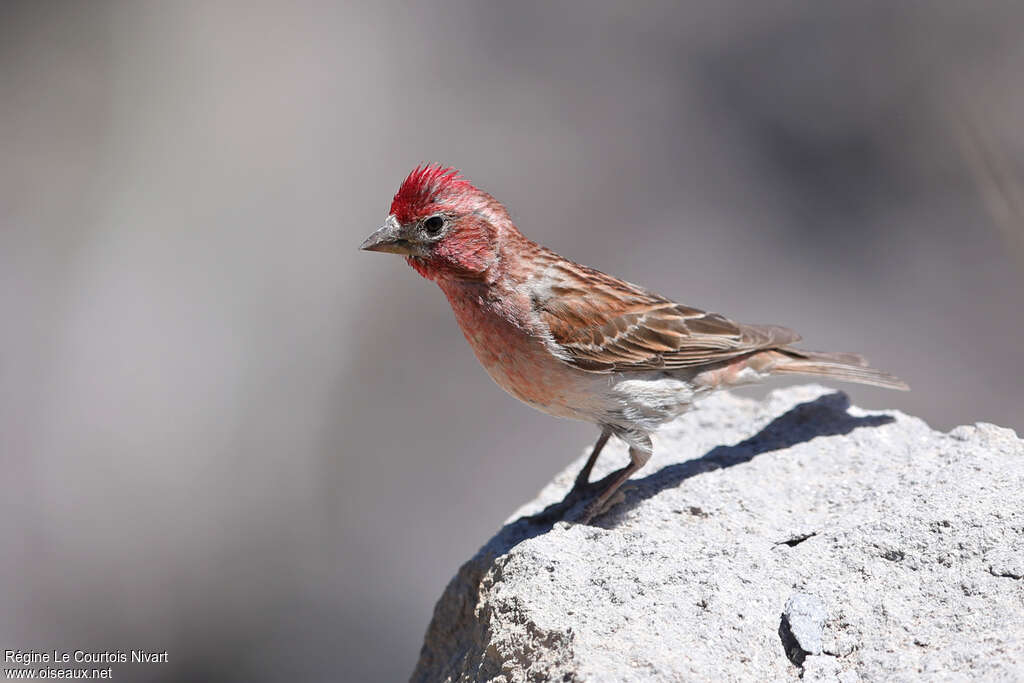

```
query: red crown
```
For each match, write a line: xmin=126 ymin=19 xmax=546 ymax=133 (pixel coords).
xmin=390 ymin=164 xmax=474 ymax=223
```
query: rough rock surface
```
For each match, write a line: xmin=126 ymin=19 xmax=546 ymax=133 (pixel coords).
xmin=412 ymin=386 xmax=1024 ymax=682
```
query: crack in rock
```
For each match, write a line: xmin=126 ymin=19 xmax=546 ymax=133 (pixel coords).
xmin=777 ymin=532 xmax=817 ymax=547
xmin=989 ymin=568 xmax=1023 ymax=580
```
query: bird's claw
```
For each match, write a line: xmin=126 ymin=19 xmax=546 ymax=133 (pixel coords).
xmin=577 ymin=483 xmax=637 ymax=525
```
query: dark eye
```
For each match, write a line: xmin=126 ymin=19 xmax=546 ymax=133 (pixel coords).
xmin=423 ymin=216 xmax=444 ymax=235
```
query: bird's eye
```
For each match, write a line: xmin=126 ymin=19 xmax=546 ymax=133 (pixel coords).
xmin=423 ymin=216 xmax=444 ymax=235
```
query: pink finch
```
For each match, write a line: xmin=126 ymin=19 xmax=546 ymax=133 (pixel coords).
xmin=361 ymin=165 xmax=908 ymax=523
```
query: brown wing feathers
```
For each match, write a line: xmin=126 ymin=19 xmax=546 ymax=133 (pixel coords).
xmin=529 ymin=257 xmax=908 ymax=389
xmin=532 ymin=260 xmax=801 ymax=373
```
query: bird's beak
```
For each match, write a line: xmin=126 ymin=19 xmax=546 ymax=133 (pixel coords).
xmin=359 ymin=217 xmax=411 ymax=254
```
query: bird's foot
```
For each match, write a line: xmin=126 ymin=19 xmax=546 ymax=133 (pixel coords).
xmin=520 ymin=478 xmax=605 ymax=525
xmin=577 ymin=482 xmax=639 ymax=524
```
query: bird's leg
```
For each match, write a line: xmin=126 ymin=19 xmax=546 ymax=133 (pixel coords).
xmin=579 ymin=444 xmax=652 ymax=524
xmin=521 ymin=428 xmax=616 ymax=525
xmin=570 ymin=427 xmax=612 ymax=493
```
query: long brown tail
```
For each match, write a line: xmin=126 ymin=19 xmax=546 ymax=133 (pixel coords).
xmin=770 ymin=349 xmax=909 ymax=391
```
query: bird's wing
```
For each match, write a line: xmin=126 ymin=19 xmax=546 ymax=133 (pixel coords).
xmin=530 ymin=258 xmax=800 ymax=373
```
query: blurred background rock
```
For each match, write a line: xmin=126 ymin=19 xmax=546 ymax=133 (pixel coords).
xmin=1 ymin=1 xmax=1021 ymax=680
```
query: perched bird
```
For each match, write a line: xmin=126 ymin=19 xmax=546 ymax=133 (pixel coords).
xmin=361 ymin=165 xmax=908 ymax=523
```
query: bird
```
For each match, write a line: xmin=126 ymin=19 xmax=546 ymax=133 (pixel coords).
xmin=360 ymin=165 xmax=908 ymax=524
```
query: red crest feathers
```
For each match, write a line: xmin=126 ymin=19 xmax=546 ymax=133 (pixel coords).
xmin=390 ymin=164 xmax=475 ymax=224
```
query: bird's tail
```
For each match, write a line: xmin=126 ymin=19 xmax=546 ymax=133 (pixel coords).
xmin=769 ymin=349 xmax=909 ymax=391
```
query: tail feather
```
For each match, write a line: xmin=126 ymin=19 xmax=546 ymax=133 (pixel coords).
xmin=772 ymin=349 xmax=909 ymax=391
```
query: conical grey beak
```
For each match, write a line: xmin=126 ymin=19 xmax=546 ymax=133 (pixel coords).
xmin=359 ymin=217 xmax=411 ymax=254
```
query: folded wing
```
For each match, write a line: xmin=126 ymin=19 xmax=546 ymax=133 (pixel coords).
xmin=531 ymin=259 xmax=800 ymax=373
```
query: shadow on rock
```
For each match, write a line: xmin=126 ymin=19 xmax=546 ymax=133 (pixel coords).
xmin=513 ymin=391 xmax=890 ymax=547
xmin=412 ymin=391 xmax=893 ymax=680
xmin=620 ymin=391 xmax=893 ymax=518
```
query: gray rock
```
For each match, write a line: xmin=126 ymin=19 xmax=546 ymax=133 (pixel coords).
xmin=780 ymin=592 xmax=826 ymax=665
xmin=412 ymin=386 xmax=1024 ymax=682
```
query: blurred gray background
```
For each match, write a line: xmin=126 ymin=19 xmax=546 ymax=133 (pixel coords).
xmin=2 ymin=1 xmax=1022 ymax=680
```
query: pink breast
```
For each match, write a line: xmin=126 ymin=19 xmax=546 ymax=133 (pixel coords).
xmin=441 ymin=285 xmax=582 ymax=418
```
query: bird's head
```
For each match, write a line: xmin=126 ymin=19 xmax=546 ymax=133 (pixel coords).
xmin=360 ymin=165 xmax=509 ymax=281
